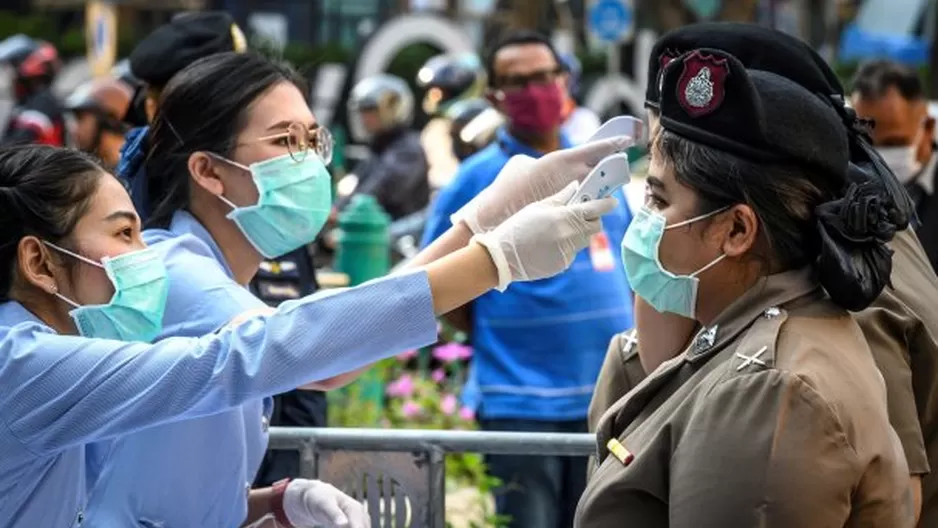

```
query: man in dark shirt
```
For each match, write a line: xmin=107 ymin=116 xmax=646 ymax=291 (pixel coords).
xmin=339 ymin=74 xmax=430 ymax=220
xmin=851 ymin=60 xmax=938 ymax=270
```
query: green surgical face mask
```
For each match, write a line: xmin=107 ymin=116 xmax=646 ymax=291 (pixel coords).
xmin=44 ymin=242 xmax=169 ymax=343
xmin=212 ymin=152 xmax=333 ymax=259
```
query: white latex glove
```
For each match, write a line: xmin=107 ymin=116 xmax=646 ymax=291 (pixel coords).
xmin=451 ymin=135 xmax=630 ymax=234
xmin=283 ymin=479 xmax=370 ymax=528
xmin=473 ymin=182 xmax=618 ymax=291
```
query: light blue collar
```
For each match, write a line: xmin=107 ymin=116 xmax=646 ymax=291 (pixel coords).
xmin=0 ymin=300 xmax=44 ymax=327
xmin=168 ymin=210 xmax=236 ymax=279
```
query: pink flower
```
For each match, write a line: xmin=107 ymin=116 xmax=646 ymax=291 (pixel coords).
xmin=401 ymin=400 xmax=422 ymax=418
xmin=386 ymin=374 xmax=415 ymax=398
xmin=432 ymin=343 xmax=473 ymax=363
xmin=440 ymin=394 xmax=458 ymax=415
xmin=431 ymin=368 xmax=446 ymax=383
xmin=396 ymin=349 xmax=418 ymax=361
xmin=459 ymin=406 xmax=475 ymax=421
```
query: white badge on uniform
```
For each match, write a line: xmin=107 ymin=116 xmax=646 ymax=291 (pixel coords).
xmin=589 ymin=231 xmax=616 ymax=272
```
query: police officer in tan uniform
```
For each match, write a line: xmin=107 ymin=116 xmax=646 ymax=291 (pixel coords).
xmin=577 ymin=47 xmax=913 ymax=526
xmin=588 ymin=23 xmax=938 ymax=525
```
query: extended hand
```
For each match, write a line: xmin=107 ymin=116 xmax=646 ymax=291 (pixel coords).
xmin=474 ymin=183 xmax=618 ymax=291
xmin=283 ymin=479 xmax=370 ymax=528
xmin=452 ymin=135 xmax=630 ymax=234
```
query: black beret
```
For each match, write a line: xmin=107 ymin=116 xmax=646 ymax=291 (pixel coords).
xmin=646 ymin=22 xmax=843 ymax=110
xmin=645 ymin=23 xmax=917 ymax=231
xmin=658 ymin=48 xmax=848 ymax=179
xmin=129 ymin=11 xmax=247 ymax=88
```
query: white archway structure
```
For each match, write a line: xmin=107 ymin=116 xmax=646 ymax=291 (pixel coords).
xmin=583 ymin=29 xmax=658 ymax=119
xmin=347 ymin=14 xmax=475 ymax=141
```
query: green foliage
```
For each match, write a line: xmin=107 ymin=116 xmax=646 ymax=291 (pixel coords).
xmin=329 ymin=321 xmax=507 ymax=526
xmin=0 ymin=11 xmax=58 ymax=42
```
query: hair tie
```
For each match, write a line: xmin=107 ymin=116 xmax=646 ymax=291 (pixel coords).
xmin=816 ymin=181 xmax=898 ymax=244
xmin=814 ymin=180 xmax=897 ymax=312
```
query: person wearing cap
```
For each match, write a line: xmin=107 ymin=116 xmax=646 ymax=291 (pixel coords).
xmin=64 ymin=77 xmax=133 ymax=169
xmin=577 ymin=46 xmax=912 ymax=526
xmin=587 ymin=22 xmax=938 ymax=525
xmin=118 ymin=10 xmax=247 ymax=217
xmin=339 ymin=74 xmax=430 ymax=220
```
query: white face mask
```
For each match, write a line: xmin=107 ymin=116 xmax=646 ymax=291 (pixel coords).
xmin=877 ymin=145 xmax=922 ymax=185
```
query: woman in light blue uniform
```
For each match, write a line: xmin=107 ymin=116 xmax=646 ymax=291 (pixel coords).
xmin=0 ymin=146 xmax=423 ymax=527
xmin=0 ymin=139 xmax=615 ymax=527
xmin=80 ymin=51 xmax=627 ymax=526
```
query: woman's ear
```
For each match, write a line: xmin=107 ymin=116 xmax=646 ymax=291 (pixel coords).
xmin=17 ymin=236 xmax=61 ymax=296
xmin=187 ymin=152 xmax=226 ymax=198
xmin=722 ymin=204 xmax=758 ymax=258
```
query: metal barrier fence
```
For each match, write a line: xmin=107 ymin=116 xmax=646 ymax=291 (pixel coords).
xmin=268 ymin=427 xmax=597 ymax=528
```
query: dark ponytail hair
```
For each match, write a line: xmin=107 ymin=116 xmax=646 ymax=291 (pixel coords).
xmin=0 ymin=145 xmax=105 ymax=301
xmin=143 ymin=51 xmax=308 ymax=229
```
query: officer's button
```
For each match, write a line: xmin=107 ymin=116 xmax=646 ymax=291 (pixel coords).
xmin=76 ymin=511 xmax=83 ymax=524
xmin=764 ymin=307 xmax=781 ymax=319
xmin=262 ymin=415 xmax=270 ymax=432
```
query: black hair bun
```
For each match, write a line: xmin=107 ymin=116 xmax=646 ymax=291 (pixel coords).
xmin=815 ymin=174 xmax=898 ymax=312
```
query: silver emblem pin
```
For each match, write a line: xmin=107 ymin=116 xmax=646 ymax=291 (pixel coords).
xmin=764 ymin=307 xmax=781 ymax=319
xmin=684 ymin=67 xmax=714 ymax=108
xmin=694 ymin=325 xmax=718 ymax=354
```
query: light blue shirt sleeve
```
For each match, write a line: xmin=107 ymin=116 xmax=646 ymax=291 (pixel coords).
xmin=0 ymin=270 xmax=436 ymax=458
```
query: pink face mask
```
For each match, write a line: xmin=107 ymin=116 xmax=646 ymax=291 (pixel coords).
xmin=499 ymin=82 xmax=565 ymax=134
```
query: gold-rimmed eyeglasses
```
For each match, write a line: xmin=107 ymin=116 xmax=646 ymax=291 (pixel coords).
xmin=247 ymin=122 xmax=334 ymax=164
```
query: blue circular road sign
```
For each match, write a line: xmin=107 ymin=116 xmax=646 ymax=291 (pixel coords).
xmin=589 ymin=0 xmax=634 ymax=43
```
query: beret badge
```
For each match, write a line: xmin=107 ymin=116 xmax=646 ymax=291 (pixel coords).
xmin=676 ymin=50 xmax=729 ymax=118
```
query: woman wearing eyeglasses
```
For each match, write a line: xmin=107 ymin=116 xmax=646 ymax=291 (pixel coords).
xmin=83 ymin=51 xmax=627 ymax=527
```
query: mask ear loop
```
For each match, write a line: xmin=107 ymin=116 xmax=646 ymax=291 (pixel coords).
xmin=663 ymin=206 xmax=731 ymax=278
xmin=203 ymin=152 xmax=253 ymax=212
xmin=41 ymin=241 xmax=105 ymax=309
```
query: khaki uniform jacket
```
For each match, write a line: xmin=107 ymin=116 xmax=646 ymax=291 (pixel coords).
xmin=576 ymin=267 xmax=912 ymax=527
xmin=587 ymin=228 xmax=938 ymax=525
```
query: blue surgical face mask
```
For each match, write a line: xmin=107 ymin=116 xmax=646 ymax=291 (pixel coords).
xmin=212 ymin=152 xmax=332 ymax=259
xmin=620 ymin=206 xmax=727 ymax=319
xmin=44 ymin=242 xmax=169 ymax=342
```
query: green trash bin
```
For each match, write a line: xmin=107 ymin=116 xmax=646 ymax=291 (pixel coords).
xmin=334 ymin=194 xmax=391 ymax=416
xmin=334 ymin=194 xmax=391 ymax=286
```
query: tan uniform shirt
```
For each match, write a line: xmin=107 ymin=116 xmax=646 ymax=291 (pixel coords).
xmin=588 ymin=228 xmax=938 ymax=525
xmin=858 ymin=228 xmax=938 ymax=526
xmin=577 ymin=267 xmax=912 ymax=527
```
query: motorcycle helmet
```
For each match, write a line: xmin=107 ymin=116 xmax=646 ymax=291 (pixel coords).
xmin=348 ymin=74 xmax=414 ymax=142
xmin=416 ymin=53 xmax=486 ymax=116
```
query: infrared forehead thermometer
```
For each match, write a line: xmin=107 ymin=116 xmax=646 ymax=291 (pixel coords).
xmin=567 ymin=153 xmax=631 ymax=204
xmin=589 ymin=115 xmax=646 ymax=145
xmin=565 ymin=116 xmax=643 ymax=205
